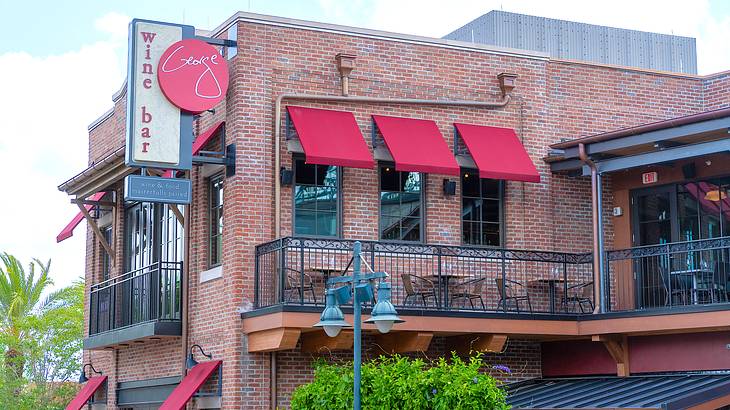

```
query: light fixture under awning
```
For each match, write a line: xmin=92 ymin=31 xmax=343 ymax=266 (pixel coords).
xmin=454 ymin=123 xmax=540 ymax=183
xmin=159 ymin=360 xmax=222 ymax=410
xmin=372 ymin=115 xmax=459 ymax=176
xmin=65 ymin=376 xmax=107 ymax=410
xmin=287 ymin=106 xmax=374 ymax=169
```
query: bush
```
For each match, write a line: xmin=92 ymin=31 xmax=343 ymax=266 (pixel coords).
xmin=290 ymin=353 xmax=509 ymax=410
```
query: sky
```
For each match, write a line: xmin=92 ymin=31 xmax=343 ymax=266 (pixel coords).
xmin=0 ymin=0 xmax=729 ymax=290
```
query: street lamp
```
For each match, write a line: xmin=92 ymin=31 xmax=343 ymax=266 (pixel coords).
xmin=78 ymin=363 xmax=102 ymax=384
xmin=186 ymin=344 xmax=212 ymax=369
xmin=313 ymin=241 xmax=403 ymax=410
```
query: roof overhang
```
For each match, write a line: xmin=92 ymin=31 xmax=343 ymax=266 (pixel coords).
xmin=58 ymin=146 xmax=134 ymax=198
xmin=547 ymin=108 xmax=730 ymax=176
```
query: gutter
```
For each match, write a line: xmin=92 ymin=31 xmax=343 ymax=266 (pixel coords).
xmin=579 ymin=143 xmax=602 ymax=314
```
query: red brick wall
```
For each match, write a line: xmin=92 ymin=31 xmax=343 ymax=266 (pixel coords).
xmin=77 ymin=14 xmax=730 ymax=410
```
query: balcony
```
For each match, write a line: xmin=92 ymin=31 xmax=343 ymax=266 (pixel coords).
xmin=254 ymin=237 xmax=594 ymax=315
xmin=85 ymin=261 xmax=183 ymax=349
xmin=606 ymin=236 xmax=730 ymax=313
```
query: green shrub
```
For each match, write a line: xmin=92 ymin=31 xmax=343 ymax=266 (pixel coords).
xmin=290 ymin=353 xmax=509 ymax=410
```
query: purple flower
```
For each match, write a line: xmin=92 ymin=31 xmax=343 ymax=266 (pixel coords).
xmin=473 ymin=377 xmax=479 ymax=384
xmin=432 ymin=388 xmax=438 ymax=395
xmin=492 ymin=365 xmax=511 ymax=374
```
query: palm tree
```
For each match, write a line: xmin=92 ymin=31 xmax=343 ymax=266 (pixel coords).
xmin=0 ymin=253 xmax=63 ymax=379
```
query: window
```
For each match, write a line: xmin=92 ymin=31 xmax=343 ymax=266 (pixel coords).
xmin=294 ymin=159 xmax=339 ymax=237
xmin=102 ymin=226 xmax=113 ymax=281
xmin=380 ymin=165 xmax=422 ymax=241
xmin=209 ymin=174 xmax=224 ymax=266
xmin=461 ymin=170 xmax=503 ymax=247
xmin=124 ymin=202 xmax=184 ymax=271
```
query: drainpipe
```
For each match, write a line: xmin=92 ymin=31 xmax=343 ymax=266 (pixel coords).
xmin=273 ymin=62 xmax=515 ymax=238
xmin=181 ymin=170 xmax=192 ymax=377
xmin=579 ymin=144 xmax=602 ymax=314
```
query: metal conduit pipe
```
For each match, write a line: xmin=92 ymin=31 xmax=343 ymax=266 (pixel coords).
xmin=579 ymin=143 xmax=602 ymax=314
xmin=273 ymin=90 xmax=513 ymax=237
xmin=181 ymin=170 xmax=192 ymax=377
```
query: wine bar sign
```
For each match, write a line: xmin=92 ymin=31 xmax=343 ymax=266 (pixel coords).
xmin=125 ymin=19 xmax=195 ymax=170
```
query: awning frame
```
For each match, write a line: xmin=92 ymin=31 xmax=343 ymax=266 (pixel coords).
xmin=158 ymin=360 xmax=222 ymax=410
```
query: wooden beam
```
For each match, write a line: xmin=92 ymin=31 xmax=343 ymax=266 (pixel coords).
xmin=71 ymin=199 xmax=116 ymax=207
xmin=76 ymin=202 xmax=115 ymax=266
xmin=375 ymin=332 xmax=433 ymax=354
xmin=448 ymin=334 xmax=508 ymax=356
xmin=301 ymin=330 xmax=353 ymax=353
xmin=168 ymin=204 xmax=184 ymax=225
xmin=247 ymin=328 xmax=300 ymax=353
xmin=592 ymin=334 xmax=630 ymax=377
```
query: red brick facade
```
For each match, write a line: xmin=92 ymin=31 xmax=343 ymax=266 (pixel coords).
xmin=76 ymin=12 xmax=730 ymax=409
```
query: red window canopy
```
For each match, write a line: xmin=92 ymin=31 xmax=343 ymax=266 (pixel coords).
xmin=56 ymin=191 xmax=106 ymax=242
xmin=159 ymin=360 xmax=222 ymax=410
xmin=65 ymin=375 xmax=107 ymax=410
xmin=454 ymin=123 xmax=540 ymax=183
xmin=287 ymin=106 xmax=374 ymax=169
xmin=372 ymin=115 xmax=459 ymax=176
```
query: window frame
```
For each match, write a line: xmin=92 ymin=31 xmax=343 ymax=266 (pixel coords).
xmin=208 ymin=173 xmax=224 ymax=267
xmin=460 ymin=169 xmax=505 ymax=248
xmin=378 ymin=163 xmax=426 ymax=243
xmin=291 ymin=155 xmax=343 ymax=238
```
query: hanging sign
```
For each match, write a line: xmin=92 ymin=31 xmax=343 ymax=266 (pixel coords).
xmin=125 ymin=19 xmax=194 ymax=170
xmin=158 ymin=39 xmax=229 ymax=113
xmin=124 ymin=175 xmax=192 ymax=204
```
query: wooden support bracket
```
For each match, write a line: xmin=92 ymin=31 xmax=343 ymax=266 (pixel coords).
xmin=375 ymin=331 xmax=433 ymax=354
xmin=592 ymin=334 xmax=630 ymax=377
xmin=301 ymin=330 xmax=354 ymax=353
xmin=168 ymin=204 xmax=184 ymax=225
xmin=247 ymin=328 xmax=301 ymax=353
xmin=448 ymin=334 xmax=508 ymax=356
xmin=76 ymin=202 xmax=115 ymax=266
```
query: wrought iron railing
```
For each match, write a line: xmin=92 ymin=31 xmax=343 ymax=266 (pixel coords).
xmin=605 ymin=237 xmax=730 ymax=312
xmin=89 ymin=261 xmax=183 ymax=335
xmin=254 ymin=237 xmax=593 ymax=314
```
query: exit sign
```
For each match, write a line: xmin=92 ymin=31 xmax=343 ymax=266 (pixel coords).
xmin=642 ymin=171 xmax=658 ymax=184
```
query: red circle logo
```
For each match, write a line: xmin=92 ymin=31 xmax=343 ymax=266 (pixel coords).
xmin=158 ymin=39 xmax=229 ymax=113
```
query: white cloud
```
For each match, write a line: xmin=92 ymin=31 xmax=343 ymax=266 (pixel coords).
xmin=0 ymin=12 xmax=128 ymax=290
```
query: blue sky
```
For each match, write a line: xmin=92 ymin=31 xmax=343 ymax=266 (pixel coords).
xmin=1 ymin=0 xmax=729 ymax=290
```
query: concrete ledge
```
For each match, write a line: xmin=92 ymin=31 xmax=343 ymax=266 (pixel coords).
xmin=200 ymin=265 xmax=223 ymax=283
xmin=83 ymin=321 xmax=181 ymax=350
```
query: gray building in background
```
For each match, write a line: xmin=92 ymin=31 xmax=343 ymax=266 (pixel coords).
xmin=445 ymin=11 xmax=697 ymax=74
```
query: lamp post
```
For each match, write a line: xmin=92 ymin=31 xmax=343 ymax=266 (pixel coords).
xmin=313 ymin=241 xmax=403 ymax=410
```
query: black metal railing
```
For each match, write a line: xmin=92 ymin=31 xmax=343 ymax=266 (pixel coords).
xmin=89 ymin=261 xmax=183 ymax=335
xmin=254 ymin=237 xmax=594 ymax=314
xmin=605 ymin=236 xmax=730 ymax=312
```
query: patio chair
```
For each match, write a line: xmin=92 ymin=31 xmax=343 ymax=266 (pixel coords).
xmin=495 ymin=278 xmax=532 ymax=313
xmin=695 ymin=261 xmax=729 ymax=303
xmin=449 ymin=277 xmax=485 ymax=309
xmin=401 ymin=274 xmax=437 ymax=307
xmin=659 ymin=265 xmax=691 ymax=306
xmin=284 ymin=268 xmax=317 ymax=303
xmin=562 ymin=282 xmax=594 ymax=313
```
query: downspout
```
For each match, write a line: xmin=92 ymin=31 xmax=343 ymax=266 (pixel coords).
xmin=578 ymin=144 xmax=602 ymax=314
xmin=181 ymin=170 xmax=192 ymax=377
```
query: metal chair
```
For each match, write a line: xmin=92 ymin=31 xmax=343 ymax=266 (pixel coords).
xmin=562 ymin=282 xmax=594 ymax=313
xmin=401 ymin=274 xmax=437 ymax=307
xmin=659 ymin=265 xmax=691 ymax=306
xmin=449 ymin=277 xmax=485 ymax=309
xmin=495 ymin=278 xmax=532 ymax=313
xmin=284 ymin=268 xmax=317 ymax=303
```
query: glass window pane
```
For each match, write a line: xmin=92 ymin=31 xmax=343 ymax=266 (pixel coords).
xmin=462 ymin=171 xmax=479 ymax=197
xmin=294 ymin=186 xmax=317 ymax=210
xmin=295 ymin=159 xmax=316 ymax=184
xmin=481 ymin=179 xmax=500 ymax=199
xmin=638 ymin=194 xmax=671 ymax=222
xmin=380 ymin=192 xmax=401 ymax=216
xmin=482 ymin=199 xmax=500 ymax=223
xmin=482 ymin=223 xmax=501 ymax=247
xmin=462 ymin=221 xmax=478 ymax=245
xmin=403 ymin=172 xmax=421 ymax=192
xmin=317 ymin=187 xmax=338 ymax=212
xmin=380 ymin=166 xmax=399 ymax=191
xmin=295 ymin=210 xmax=317 ymax=235
xmin=401 ymin=218 xmax=420 ymax=241
xmin=317 ymin=212 xmax=337 ymax=237
xmin=462 ymin=198 xmax=479 ymax=221
xmin=318 ymin=165 xmax=338 ymax=187
xmin=380 ymin=216 xmax=400 ymax=240
xmin=400 ymin=192 xmax=421 ymax=217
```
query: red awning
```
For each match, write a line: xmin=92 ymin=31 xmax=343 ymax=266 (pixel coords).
xmin=56 ymin=191 xmax=106 ymax=242
xmin=65 ymin=375 xmax=107 ymax=410
xmin=287 ymin=106 xmax=374 ymax=169
xmin=159 ymin=360 xmax=222 ymax=410
xmin=372 ymin=115 xmax=459 ymax=176
xmin=192 ymin=121 xmax=224 ymax=155
xmin=454 ymin=123 xmax=540 ymax=183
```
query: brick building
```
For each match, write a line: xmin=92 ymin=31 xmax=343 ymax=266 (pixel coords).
xmin=58 ymin=10 xmax=730 ymax=410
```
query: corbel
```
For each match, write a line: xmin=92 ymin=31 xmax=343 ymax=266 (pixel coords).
xmin=76 ymin=202 xmax=115 ymax=266
xmin=592 ymin=334 xmax=630 ymax=376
